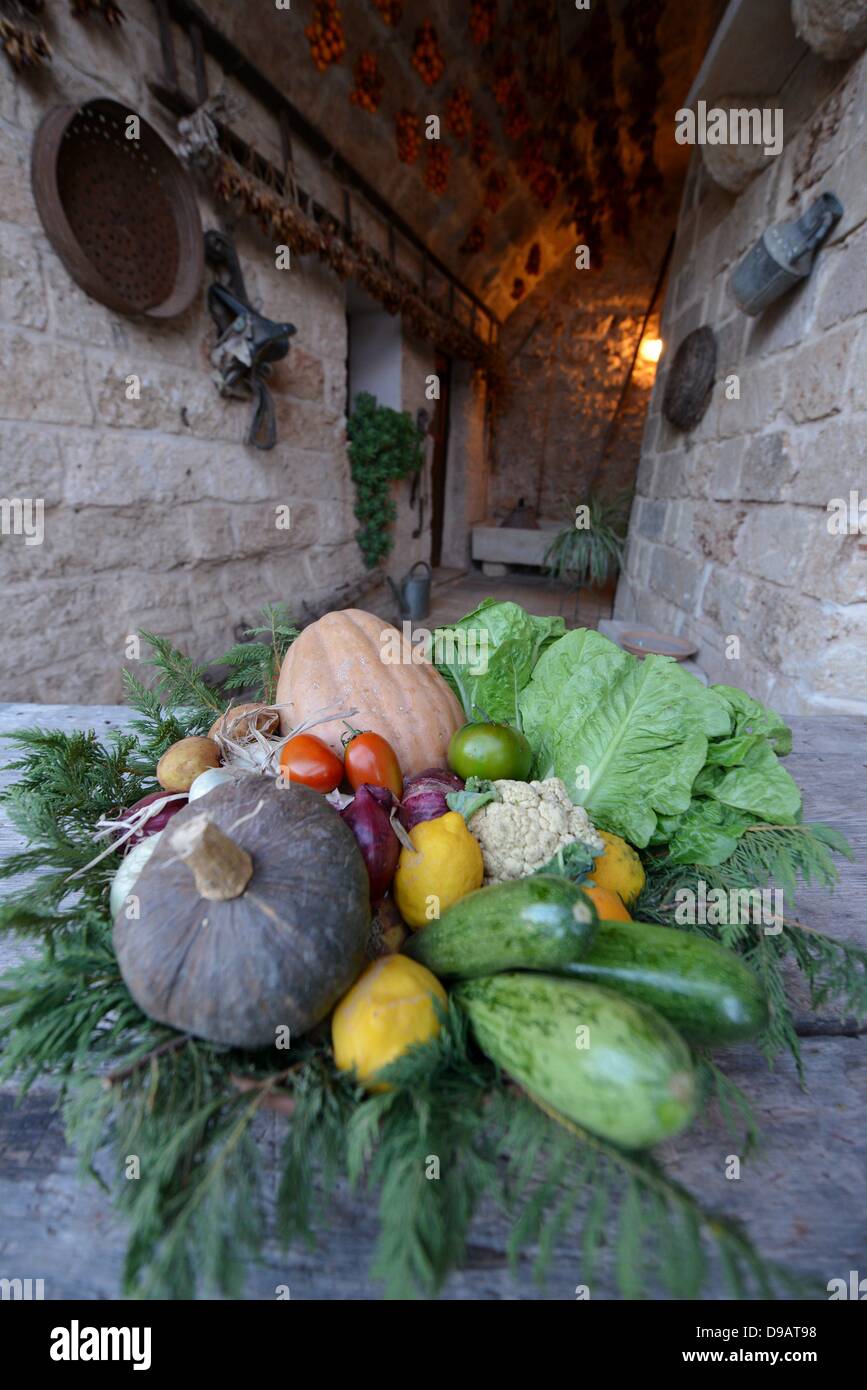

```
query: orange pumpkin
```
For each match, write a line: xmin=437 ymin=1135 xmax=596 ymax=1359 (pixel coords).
xmin=275 ymin=609 xmax=464 ymax=777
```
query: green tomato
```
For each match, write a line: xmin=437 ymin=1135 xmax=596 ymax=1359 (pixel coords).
xmin=448 ymin=722 xmax=533 ymax=782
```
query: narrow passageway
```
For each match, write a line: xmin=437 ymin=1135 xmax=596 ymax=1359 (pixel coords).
xmin=427 ymin=567 xmax=615 ymax=630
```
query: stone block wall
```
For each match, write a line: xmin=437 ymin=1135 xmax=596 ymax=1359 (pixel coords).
xmin=489 ymin=200 xmax=676 ymax=526
xmin=0 ymin=1 xmax=450 ymax=701
xmin=615 ymin=49 xmax=867 ymax=716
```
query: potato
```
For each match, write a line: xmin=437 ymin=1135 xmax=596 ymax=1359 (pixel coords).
xmin=208 ymin=703 xmax=279 ymax=743
xmin=156 ymin=736 xmax=222 ymax=792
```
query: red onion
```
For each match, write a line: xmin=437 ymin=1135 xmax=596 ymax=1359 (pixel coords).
xmin=117 ymin=789 xmax=188 ymax=854
xmin=399 ymin=767 xmax=465 ymax=832
xmin=341 ymin=785 xmax=400 ymax=903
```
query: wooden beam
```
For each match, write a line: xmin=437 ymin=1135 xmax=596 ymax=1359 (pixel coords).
xmin=154 ymin=0 xmax=179 ymax=90
xmin=189 ymin=21 xmax=208 ymax=105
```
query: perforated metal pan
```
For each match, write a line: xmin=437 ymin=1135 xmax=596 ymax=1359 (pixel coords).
xmin=31 ymin=97 xmax=203 ymax=318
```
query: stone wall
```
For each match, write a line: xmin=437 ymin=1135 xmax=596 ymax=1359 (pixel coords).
xmin=489 ymin=202 xmax=675 ymax=526
xmin=615 ymin=48 xmax=867 ymax=716
xmin=0 ymin=1 xmax=458 ymax=701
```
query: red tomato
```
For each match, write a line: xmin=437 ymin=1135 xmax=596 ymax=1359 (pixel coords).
xmin=343 ymin=730 xmax=403 ymax=798
xmin=279 ymin=734 xmax=344 ymax=792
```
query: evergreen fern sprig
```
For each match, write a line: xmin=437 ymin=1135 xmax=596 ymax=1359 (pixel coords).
xmin=345 ymin=1001 xmax=501 ymax=1298
xmin=0 ymin=920 xmax=141 ymax=1089
xmin=122 ymin=669 xmax=210 ymax=765
xmin=498 ymin=1091 xmax=817 ymax=1299
xmin=65 ymin=1050 xmax=267 ymax=1300
xmin=696 ymin=1055 xmax=762 ymax=1155
xmin=132 ymin=630 xmax=225 ymax=718
xmin=636 ymin=829 xmax=864 ymax=1076
xmin=216 ymin=604 xmax=298 ymax=704
xmin=0 ymin=728 xmax=147 ymax=932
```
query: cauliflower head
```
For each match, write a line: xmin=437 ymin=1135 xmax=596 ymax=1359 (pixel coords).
xmin=468 ymin=777 xmax=603 ymax=883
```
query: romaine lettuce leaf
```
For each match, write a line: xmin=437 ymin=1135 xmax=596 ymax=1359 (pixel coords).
xmin=711 ymin=685 xmax=793 ymax=756
xmin=518 ymin=629 xmax=732 ymax=847
xmin=708 ymin=740 xmax=801 ymax=822
xmin=665 ymin=800 xmax=756 ymax=866
xmin=433 ymin=599 xmax=565 ymax=723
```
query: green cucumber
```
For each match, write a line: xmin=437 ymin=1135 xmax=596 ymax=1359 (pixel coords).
xmin=563 ymin=920 xmax=769 ymax=1045
xmin=455 ymin=973 xmax=697 ymax=1149
xmin=403 ymin=875 xmax=597 ymax=978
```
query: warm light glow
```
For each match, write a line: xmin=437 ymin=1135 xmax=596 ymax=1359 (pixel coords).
xmin=640 ymin=336 xmax=663 ymax=364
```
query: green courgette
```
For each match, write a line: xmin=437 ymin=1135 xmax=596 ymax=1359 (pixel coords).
xmin=563 ymin=920 xmax=769 ymax=1044
xmin=454 ymin=973 xmax=697 ymax=1149
xmin=403 ymin=875 xmax=597 ymax=978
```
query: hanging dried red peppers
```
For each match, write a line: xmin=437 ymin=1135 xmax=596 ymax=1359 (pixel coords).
xmin=208 ymin=149 xmax=503 ymax=381
xmin=484 ymin=168 xmax=508 ymax=212
xmin=70 ymin=0 xmax=124 ymax=21
xmin=411 ymin=21 xmax=445 ymax=87
xmin=423 ymin=142 xmax=450 ymax=194
xmin=471 ymin=115 xmax=495 ymax=170
xmin=469 ymin=0 xmax=496 ymax=48
xmin=445 ymin=86 xmax=473 ymax=140
xmin=520 ymin=138 xmax=558 ymax=209
xmin=371 ymin=0 xmax=403 ymax=24
xmin=350 ymin=52 xmax=385 ymax=113
xmin=306 ymin=1 xmax=346 ymax=72
xmin=395 ymin=109 xmax=422 ymax=164
xmin=574 ymin=1 xmax=630 ymax=238
xmin=0 ymin=1 xmax=50 ymax=71
xmin=459 ymin=220 xmax=488 ymax=255
xmin=621 ymin=0 xmax=665 ymax=203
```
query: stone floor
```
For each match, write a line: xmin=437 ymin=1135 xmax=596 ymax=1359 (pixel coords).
xmin=427 ymin=567 xmax=615 ymax=629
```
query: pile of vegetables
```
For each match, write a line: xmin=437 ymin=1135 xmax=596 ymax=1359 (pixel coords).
xmin=105 ymin=601 xmax=783 ymax=1143
xmin=0 ymin=600 xmax=861 ymax=1300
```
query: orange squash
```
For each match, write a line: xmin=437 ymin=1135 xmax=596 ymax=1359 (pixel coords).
xmin=275 ymin=608 xmax=464 ymax=777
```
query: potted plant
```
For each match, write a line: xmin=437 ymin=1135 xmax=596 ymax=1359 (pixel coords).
xmin=543 ymin=491 xmax=630 ymax=608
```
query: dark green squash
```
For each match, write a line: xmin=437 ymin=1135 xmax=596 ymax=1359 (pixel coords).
xmin=113 ymin=778 xmax=370 ymax=1049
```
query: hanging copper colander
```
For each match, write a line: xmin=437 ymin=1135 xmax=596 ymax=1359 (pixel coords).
xmin=31 ymin=98 xmax=203 ymax=318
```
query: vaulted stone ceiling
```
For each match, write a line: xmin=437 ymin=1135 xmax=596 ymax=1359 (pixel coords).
xmin=208 ymin=0 xmax=723 ymax=319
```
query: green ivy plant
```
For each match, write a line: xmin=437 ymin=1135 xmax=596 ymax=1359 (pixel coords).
xmin=347 ymin=392 xmax=425 ymax=568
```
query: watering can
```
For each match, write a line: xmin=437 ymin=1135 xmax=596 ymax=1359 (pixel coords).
xmin=729 ymin=193 xmax=843 ymax=316
xmin=387 ymin=561 xmax=432 ymax=622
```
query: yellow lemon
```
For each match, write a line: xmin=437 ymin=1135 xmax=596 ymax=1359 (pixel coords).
xmin=590 ymin=830 xmax=645 ymax=908
xmin=393 ymin=811 xmax=484 ymax=930
xmin=332 ymin=955 xmax=447 ymax=1091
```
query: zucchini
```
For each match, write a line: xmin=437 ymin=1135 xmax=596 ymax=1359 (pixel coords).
xmin=403 ymin=875 xmax=597 ymax=978
xmin=454 ymin=973 xmax=697 ymax=1149
xmin=563 ymin=920 xmax=769 ymax=1045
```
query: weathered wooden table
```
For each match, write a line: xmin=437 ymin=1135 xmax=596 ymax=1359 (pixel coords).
xmin=1 ymin=704 xmax=865 ymax=1300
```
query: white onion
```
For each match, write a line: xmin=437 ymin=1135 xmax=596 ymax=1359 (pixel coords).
xmin=110 ymin=834 xmax=162 ymax=921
